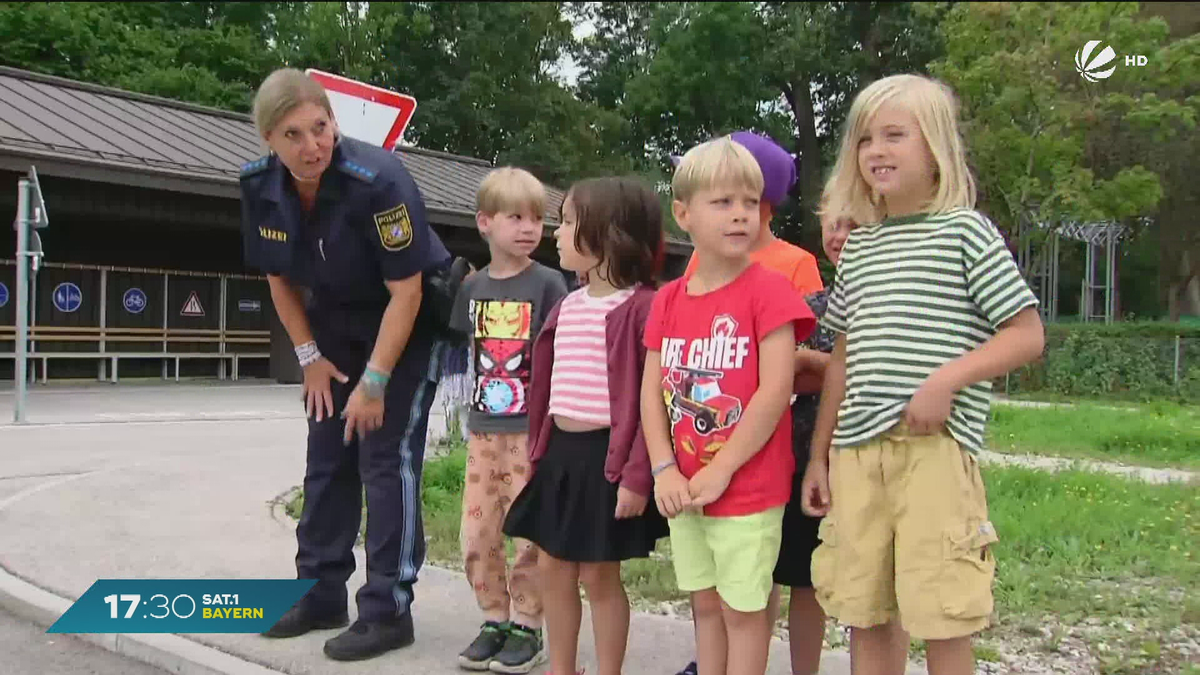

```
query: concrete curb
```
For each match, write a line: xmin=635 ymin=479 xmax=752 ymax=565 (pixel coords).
xmin=0 ymin=564 xmax=286 ymax=675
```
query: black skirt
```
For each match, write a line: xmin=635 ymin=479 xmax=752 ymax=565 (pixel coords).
xmin=502 ymin=426 xmax=669 ymax=562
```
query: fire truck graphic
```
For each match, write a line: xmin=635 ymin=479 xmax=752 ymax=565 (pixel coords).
xmin=662 ymin=366 xmax=743 ymax=436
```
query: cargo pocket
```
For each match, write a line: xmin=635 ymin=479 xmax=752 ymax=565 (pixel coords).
xmin=940 ymin=519 xmax=999 ymax=620
xmin=810 ymin=517 xmax=839 ymax=609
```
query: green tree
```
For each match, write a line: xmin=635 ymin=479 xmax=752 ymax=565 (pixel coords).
xmin=368 ymin=2 xmax=580 ymax=180
xmin=929 ymin=2 xmax=1199 ymax=317
xmin=0 ymin=2 xmax=278 ymax=111
xmin=574 ymin=1 xmax=946 ymax=249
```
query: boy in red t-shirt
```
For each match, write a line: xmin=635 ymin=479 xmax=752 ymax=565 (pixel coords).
xmin=642 ymin=136 xmax=816 ymax=675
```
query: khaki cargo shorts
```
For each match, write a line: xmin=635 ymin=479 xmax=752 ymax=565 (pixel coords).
xmin=810 ymin=421 xmax=998 ymax=640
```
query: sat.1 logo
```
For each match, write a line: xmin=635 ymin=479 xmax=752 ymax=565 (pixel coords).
xmin=1075 ymin=40 xmax=1148 ymax=82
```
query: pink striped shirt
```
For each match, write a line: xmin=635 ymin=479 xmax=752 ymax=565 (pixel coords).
xmin=547 ymin=287 xmax=636 ymax=426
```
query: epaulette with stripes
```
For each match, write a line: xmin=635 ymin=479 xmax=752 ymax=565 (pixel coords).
xmin=240 ymin=156 xmax=271 ymax=178
xmin=337 ymin=158 xmax=378 ymax=183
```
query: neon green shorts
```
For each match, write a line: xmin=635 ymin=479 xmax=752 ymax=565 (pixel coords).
xmin=667 ymin=506 xmax=785 ymax=613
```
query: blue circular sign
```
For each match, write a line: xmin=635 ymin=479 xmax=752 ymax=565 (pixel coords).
xmin=123 ymin=287 xmax=147 ymax=314
xmin=0 ymin=281 xmax=8 ymax=309
xmin=52 ymin=282 xmax=82 ymax=313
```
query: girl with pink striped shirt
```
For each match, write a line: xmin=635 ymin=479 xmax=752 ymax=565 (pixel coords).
xmin=503 ymin=176 xmax=670 ymax=675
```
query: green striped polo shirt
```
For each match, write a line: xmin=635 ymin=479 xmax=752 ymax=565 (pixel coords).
xmin=823 ymin=208 xmax=1039 ymax=454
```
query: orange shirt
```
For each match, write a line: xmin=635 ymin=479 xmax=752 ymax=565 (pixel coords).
xmin=684 ymin=238 xmax=824 ymax=295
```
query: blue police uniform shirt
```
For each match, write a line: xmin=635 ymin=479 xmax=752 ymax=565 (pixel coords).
xmin=239 ymin=136 xmax=451 ymax=362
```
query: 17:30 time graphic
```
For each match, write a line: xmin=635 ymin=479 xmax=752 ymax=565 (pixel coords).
xmin=48 ymin=580 xmax=313 ymax=634
xmin=103 ymin=593 xmax=205 ymax=620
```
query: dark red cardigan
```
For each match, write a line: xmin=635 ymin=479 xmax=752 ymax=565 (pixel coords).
xmin=526 ymin=286 xmax=657 ymax=496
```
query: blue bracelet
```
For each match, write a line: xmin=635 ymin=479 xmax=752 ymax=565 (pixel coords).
xmin=652 ymin=460 xmax=677 ymax=477
xmin=362 ymin=367 xmax=390 ymax=386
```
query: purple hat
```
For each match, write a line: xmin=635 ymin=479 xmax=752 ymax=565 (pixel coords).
xmin=669 ymin=131 xmax=797 ymax=207
xmin=730 ymin=131 xmax=796 ymax=207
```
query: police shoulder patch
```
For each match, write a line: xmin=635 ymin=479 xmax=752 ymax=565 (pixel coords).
xmin=240 ymin=156 xmax=270 ymax=178
xmin=338 ymin=159 xmax=378 ymax=183
xmin=374 ymin=204 xmax=413 ymax=251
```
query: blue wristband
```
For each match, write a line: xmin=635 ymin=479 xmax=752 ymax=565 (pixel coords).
xmin=362 ymin=367 xmax=390 ymax=386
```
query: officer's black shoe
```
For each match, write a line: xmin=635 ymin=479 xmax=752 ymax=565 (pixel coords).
xmin=488 ymin=623 xmax=546 ymax=674
xmin=260 ymin=605 xmax=348 ymax=639
xmin=323 ymin=613 xmax=415 ymax=662
xmin=457 ymin=620 xmax=508 ymax=671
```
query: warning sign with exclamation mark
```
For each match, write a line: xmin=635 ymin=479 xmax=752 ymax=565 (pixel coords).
xmin=180 ymin=291 xmax=205 ymax=317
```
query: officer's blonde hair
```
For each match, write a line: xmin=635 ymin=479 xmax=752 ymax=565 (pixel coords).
xmin=671 ymin=136 xmax=764 ymax=205
xmin=476 ymin=167 xmax=547 ymax=220
xmin=820 ymin=73 xmax=976 ymax=226
xmin=252 ymin=68 xmax=335 ymax=141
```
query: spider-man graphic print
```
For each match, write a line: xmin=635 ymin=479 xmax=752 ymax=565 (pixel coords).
xmin=469 ymin=299 xmax=533 ymax=416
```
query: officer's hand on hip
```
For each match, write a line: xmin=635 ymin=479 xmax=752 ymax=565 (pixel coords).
xmin=302 ymin=357 xmax=349 ymax=422
xmin=342 ymin=368 xmax=387 ymax=446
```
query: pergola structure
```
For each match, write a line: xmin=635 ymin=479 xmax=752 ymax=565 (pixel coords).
xmin=1018 ymin=220 xmax=1130 ymax=324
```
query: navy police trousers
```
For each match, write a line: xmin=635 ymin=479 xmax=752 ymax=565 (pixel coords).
xmin=293 ymin=336 xmax=440 ymax=623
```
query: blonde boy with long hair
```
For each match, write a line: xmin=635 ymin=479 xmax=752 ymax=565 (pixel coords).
xmin=799 ymin=74 xmax=1045 ymax=675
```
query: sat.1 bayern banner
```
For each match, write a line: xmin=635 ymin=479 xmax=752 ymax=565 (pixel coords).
xmin=47 ymin=579 xmax=315 ymax=634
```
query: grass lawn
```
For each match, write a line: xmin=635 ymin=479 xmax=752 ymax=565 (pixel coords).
xmin=286 ymin=439 xmax=1199 ymax=672
xmin=988 ymin=400 xmax=1200 ymax=469
xmin=981 ymin=465 xmax=1199 ymax=674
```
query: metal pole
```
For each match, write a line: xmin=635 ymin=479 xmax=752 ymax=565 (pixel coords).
xmin=1176 ymin=335 xmax=1182 ymax=388
xmin=1106 ymin=230 xmax=1116 ymax=324
xmin=99 ymin=267 xmax=107 ymax=381
xmin=15 ymin=179 xmax=31 ymax=423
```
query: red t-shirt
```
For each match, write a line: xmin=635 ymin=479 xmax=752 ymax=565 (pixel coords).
xmin=644 ymin=263 xmax=817 ymax=516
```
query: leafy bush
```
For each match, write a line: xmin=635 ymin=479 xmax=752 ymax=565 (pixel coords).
xmin=1044 ymin=321 xmax=1200 ymax=339
xmin=1002 ymin=323 xmax=1198 ymax=401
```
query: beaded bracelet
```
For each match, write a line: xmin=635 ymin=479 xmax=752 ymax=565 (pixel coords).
xmin=295 ymin=341 xmax=321 ymax=368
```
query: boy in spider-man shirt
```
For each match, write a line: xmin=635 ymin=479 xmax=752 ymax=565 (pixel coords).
xmin=448 ymin=166 xmax=568 ymax=672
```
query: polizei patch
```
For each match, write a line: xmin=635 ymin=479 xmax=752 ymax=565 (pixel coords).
xmin=374 ymin=204 xmax=413 ymax=251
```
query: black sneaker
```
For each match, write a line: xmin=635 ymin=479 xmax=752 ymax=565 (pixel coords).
xmin=260 ymin=604 xmax=348 ymax=639
xmin=489 ymin=623 xmax=546 ymax=674
xmin=323 ymin=613 xmax=415 ymax=661
xmin=458 ymin=621 xmax=509 ymax=671
xmin=676 ymin=661 xmax=698 ymax=675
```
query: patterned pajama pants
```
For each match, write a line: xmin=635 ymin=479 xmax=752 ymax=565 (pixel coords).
xmin=461 ymin=431 xmax=542 ymax=627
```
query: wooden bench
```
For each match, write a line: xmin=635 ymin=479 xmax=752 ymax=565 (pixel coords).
xmin=1 ymin=326 xmax=271 ymax=383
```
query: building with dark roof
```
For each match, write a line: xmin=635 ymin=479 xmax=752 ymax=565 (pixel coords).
xmin=0 ymin=66 xmax=690 ymax=382
xmin=0 ymin=65 xmax=692 ymax=268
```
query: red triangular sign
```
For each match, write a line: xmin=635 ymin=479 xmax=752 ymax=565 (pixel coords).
xmin=180 ymin=291 xmax=205 ymax=317
xmin=305 ymin=69 xmax=417 ymax=149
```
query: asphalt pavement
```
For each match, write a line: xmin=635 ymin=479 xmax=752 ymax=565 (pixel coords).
xmin=0 ymin=380 xmax=925 ymax=675
xmin=0 ymin=605 xmax=170 ymax=675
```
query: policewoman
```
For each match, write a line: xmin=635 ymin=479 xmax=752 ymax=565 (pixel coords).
xmin=240 ymin=68 xmax=451 ymax=662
